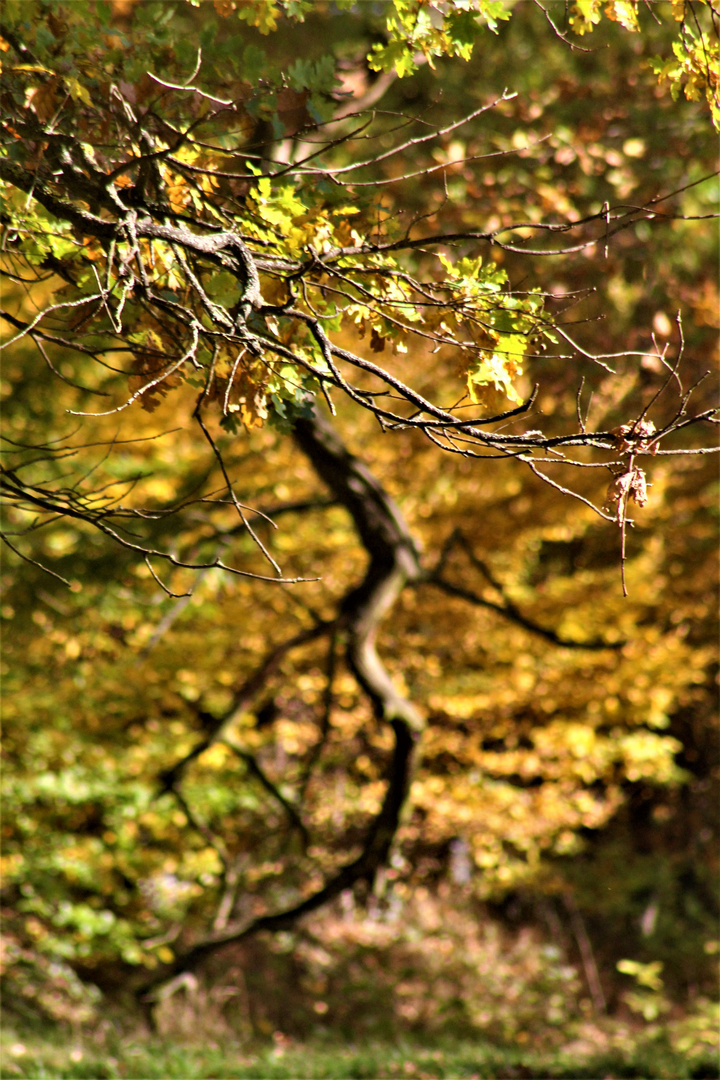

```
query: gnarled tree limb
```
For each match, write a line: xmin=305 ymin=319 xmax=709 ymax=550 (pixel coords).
xmin=138 ymin=407 xmax=425 ymax=1001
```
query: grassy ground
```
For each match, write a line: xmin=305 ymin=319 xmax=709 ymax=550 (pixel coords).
xmin=2 ymin=1027 xmax=718 ymax=1080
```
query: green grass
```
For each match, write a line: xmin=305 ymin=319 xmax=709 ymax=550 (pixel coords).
xmin=2 ymin=1029 xmax=718 ymax=1080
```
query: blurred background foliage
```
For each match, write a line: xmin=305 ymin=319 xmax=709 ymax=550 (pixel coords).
xmin=1 ymin=0 xmax=718 ymax=1073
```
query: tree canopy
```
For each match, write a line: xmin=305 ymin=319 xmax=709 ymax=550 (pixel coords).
xmin=1 ymin=0 xmax=718 ymax=1031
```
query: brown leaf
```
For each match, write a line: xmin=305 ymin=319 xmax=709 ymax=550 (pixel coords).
xmin=370 ymin=327 xmax=386 ymax=353
xmin=603 ymin=466 xmax=649 ymax=521
xmin=27 ymin=77 xmax=61 ymax=124
xmin=47 ymin=12 xmax=68 ymax=39
xmin=277 ymin=88 xmax=310 ymax=136
xmin=611 ymin=419 xmax=657 ymax=454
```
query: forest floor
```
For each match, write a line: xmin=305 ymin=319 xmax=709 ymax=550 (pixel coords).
xmin=2 ymin=1024 xmax=718 ymax=1080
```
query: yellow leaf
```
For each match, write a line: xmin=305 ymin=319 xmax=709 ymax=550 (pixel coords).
xmin=198 ymin=743 xmax=231 ymax=769
xmin=467 ymin=344 xmax=524 ymax=404
xmin=66 ymin=76 xmax=92 ymax=107
xmin=569 ymin=0 xmax=602 ymax=34
xmin=605 ymin=0 xmax=639 ymax=32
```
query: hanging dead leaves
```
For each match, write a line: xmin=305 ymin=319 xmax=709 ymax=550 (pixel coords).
xmin=604 ymin=420 xmax=659 ymax=595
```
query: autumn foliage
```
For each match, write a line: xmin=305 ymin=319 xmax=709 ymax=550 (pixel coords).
xmin=1 ymin=0 xmax=718 ymax=1057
